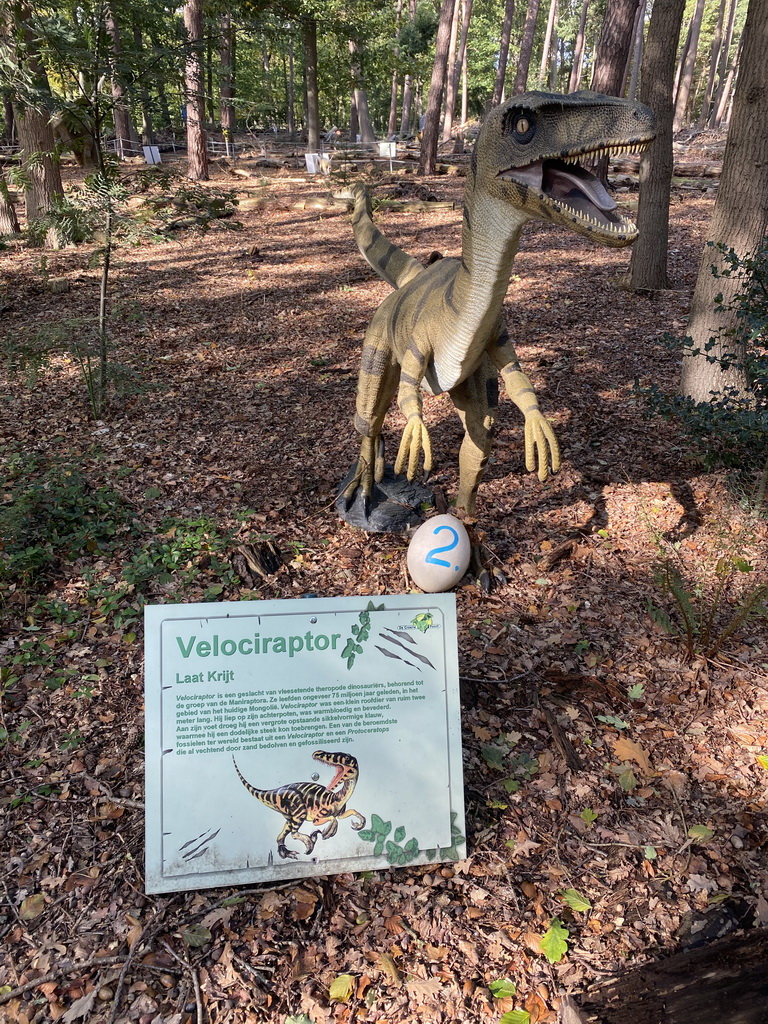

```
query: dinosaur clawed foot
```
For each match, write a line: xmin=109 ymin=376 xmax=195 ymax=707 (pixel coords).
xmin=277 ymin=843 xmax=298 ymax=860
xmin=351 ymin=813 xmax=366 ymax=831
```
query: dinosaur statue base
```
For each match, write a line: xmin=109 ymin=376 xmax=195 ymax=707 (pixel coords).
xmin=336 ymin=464 xmax=434 ymax=534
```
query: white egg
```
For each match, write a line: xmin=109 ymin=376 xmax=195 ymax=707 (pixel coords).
xmin=407 ymin=514 xmax=471 ymax=592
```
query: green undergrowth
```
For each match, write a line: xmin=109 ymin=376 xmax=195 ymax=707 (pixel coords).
xmin=0 ymin=446 xmax=261 ymax=713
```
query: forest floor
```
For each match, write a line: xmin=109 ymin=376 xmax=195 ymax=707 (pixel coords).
xmin=1 ymin=147 xmax=767 ymax=1024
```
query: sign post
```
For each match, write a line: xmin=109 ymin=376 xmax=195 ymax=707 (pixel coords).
xmin=144 ymin=594 xmax=465 ymax=893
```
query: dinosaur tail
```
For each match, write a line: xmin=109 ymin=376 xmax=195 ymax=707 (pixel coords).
xmin=232 ymin=755 xmax=277 ymax=809
xmin=347 ymin=183 xmax=424 ymax=290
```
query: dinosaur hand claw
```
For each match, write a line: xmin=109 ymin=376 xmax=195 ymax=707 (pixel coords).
xmin=524 ymin=410 xmax=561 ymax=482
xmin=394 ymin=417 xmax=433 ymax=480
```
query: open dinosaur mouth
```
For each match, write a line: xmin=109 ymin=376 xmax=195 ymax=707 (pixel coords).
xmin=501 ymin=157 xmax=632 ymax=234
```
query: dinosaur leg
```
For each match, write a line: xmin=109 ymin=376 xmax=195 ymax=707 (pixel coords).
xmin=342 ymin=342 xmax=400 ymax=507
xmin=450 ymin=359 xmax=498 ymax=516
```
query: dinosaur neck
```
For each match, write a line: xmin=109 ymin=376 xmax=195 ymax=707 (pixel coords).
xmin=429 ymin=188 xmax=529 ymax=392
xmin=333 ymin=774 xmax=358 ymax=804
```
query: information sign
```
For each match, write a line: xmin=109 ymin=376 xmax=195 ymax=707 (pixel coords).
xmin=144 ymin=595 xmax=465 ymax=893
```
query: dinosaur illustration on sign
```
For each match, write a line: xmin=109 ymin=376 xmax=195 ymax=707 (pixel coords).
xmin=233 ymin=749 xmax=365 ymax=860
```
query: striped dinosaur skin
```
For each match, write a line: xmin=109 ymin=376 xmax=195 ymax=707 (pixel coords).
xmin=343 ymin=90 xmax=656 ymax=515
xmin=233 ymin=750 xmax=365 ymax=860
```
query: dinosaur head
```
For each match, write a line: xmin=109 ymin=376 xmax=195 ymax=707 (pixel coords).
xmin=313 ymin=750 xmax=359 ymax=790
xmin=471 ymin=90 xmax=656 ymax=248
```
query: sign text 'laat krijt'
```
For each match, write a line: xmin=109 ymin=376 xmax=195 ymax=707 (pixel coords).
xmin=144 ymin=594 xmax=465 ymax=892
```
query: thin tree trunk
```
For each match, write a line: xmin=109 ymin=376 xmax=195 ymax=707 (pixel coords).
xmin=219 ymin=13 xmax=236 ymax=145
xmin=713 ymin=32 xmax=742 ymax=126
xmin=681 ymin=0 xmax=767 ymax=403
xmin=2 ymin=91 xmax=14 ymax=144
xmin=513 ymin=0 xmax=543 ymax=94
xmin=709 ymin=0 xmax=738 ymax=127
xmin=388 ymin=0 xmax=403 ymax=137
xmin=303 ymin=16 xmax=320 ymax=151
xmin=133 ymin=23 xmax=155 ymax=146
xmin=629 ymin=0 xmax=687 ymax=290
xmin=672 ymin=0 xmax=706 ymax=131
xmin=699 ymin=0 xmax=727 ymax=125
xmin=348 ymin=38 xmax=375 ymax=144
xmin=461 ymin=46 xmax=468 ymax=122
xmin=400 ymin=74 xmax=413 ymax=135
xmin=444 ymin=0 xmax=472 ymax=139
xmin=0 ymin=170 xmax=20 ymax=233
xmin=539 ymin=0 xmax=558 ymax=87
xmin=105 ymin=7 xmax=139 ymax=156
xmin=183 ymin=0 xmax=208 ymax=180
xmin=441 ymin=0 xmax=461 ymax=141
xmin=625 ymin=0 xmax=646 ymax=99
xmin=492 ymin=0 xmax=516 ymax=106
xmin=419 ymin=0 xmax=455 ymax=174
xmin=287 ymin=35 xmax=295 ymax=137
xmin=568 ymin=0 xmax=589 ymax=92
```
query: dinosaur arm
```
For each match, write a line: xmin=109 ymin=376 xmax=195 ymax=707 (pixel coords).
xmin=394 ymin=347 xmax=433 ymax=479
xmin=492 ymin=344 xmax=560 ymax=482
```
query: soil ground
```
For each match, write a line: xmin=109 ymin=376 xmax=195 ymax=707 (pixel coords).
xmin=1 ymin=148 xmax=767 ymax=1024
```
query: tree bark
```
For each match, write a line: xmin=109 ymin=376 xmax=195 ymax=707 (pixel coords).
xmin=132 ymin=22 xmax=155 ymax=146
xmin=492 ymin=0 xmax=516 ymax=106
xmin=105 ymin=7 xmax=140 ymax=156
xmin=443 ymin=0 xmax=472 ymax=139
xmin=400 ymin=74 xmax=413 ymax=135
xmin=712 ymin=31 xmax=742 ymax=127
xmin=709 ymin=0 xmax=739 ymax=127
xmin=2 ymin=91 xmax=14 ymax=144
xmin=590 ymin=0 xmax=642 ymax=180
xmin=303 ymin=15 xmax=319 ymax=152
xmin=699 ymin=0 xmax=727 ymax=125
xmin=672 ymin=0 xmax=706 ymax=131
xmin=513 ymin=0 xmax=543 ymax=94
xmin=568 ymin=0 xmax=589 ymax=92
xmin=388 ymin=0 xmax=403 ymax=137
xmin=419 ymin=0 xmax=455 ymax=174
xmin=0 ymin=170 xmax=20 ymax=234
xmin=441 ymin=0 xmax=461 ymax=141
xmin=8 ymin=2 xmax=63 ymax=230
xmin=349 ymin=37 xmax=375 ymax=144
xmin=625 ymin=0 xmax=646 ymax=100
xmin=538 ymin=0 xmax=558 ymax=87
xmin=183 ymin=0 xmax=208 ymax=180
xmin=219 ymin=13 xmax=236 ymax=143
xmin=681 ymin=0 xmax=768 ymax=403
xmin=629 ymin=0 xmax=687 ymax=291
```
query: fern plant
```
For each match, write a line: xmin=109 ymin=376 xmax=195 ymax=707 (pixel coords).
xmin=648 ymin=553 xmax=767 ymax=660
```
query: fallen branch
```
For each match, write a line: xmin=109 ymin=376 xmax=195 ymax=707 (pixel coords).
xmin=0 ymin=955 xmax=125 ymax=1005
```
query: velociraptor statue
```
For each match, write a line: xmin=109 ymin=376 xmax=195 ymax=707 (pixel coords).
xmin=342 ymin=91 xmax=656 ymax=519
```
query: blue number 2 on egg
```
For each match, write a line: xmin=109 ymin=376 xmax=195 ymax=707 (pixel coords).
xmin=425 ymin=525 xmax=460 ymax=568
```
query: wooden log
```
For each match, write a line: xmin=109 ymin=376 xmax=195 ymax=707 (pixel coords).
xmin=577 ymin=928 xmax=768 ymax=1024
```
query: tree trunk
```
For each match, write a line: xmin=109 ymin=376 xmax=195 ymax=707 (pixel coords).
xmin=680 ymin=0 xmax=768 ymax=403
xmin=8 ymin=2 xmax=63 ymax=232
xmin=444 ymin=0 xmax=472 ymax=139
xmin=388 ymin=0 xmax=403 ymax=137
xmin=0 ymin=170 xmax=20 ymax=234
xmin=538 ymin=0 xmax=558 ymax=87
xmin=105 ymin=7 xmax=140 ymax=156
xmin=349 ymin=37 xmax=375 ymax=144
xmin=183 ymin=0 xmax=208 ymax=180
xmin=219 ymin=13 xmax=236 ymax=143
xmin=441 ymin=0 xmax=461 ymax=141
xmin=287 ymin=36 xmax=295 ymax=137
xmin=419 ymin=0 xmax=455 ymax=174
xmin=625 ymin=0 xmax=646 ymax=100
xmin=629 ymin=0 xmax=687 ymax=291
xmin=400 ymin=74 xmax=413 ymax=135
xmin=712 ymin=30 xmax=742 ymax=127
xmin=699 ymin=0 xmax=727 ymax=125
xmin=133 ymin=23 xmax=155 ymax=146
xmin=303 ymin=16 xmax=320 ymax=151
xmin=590 ymin=0 xmax=642 ymax=181
xmin=2 ymin=91 xmax=14 ymax=144
xmin=709 ymin=0 xmax=739 ymax=127
xmin=492 ymin=0 xmax=516 ymax=106
xmin=672 ymin=0 xmax=706 ymax=131
xmin=513 ymin=0 xmax=543 ymax=94
xmin=568 ymin=0 xmax=589 ymax=92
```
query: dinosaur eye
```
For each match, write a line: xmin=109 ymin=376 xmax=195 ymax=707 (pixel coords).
xmin=504 ymin=107 xmax=536 ymax=143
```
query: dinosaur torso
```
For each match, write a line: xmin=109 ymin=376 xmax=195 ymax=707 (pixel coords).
xmin=342 ymin=91 xmax=656 ymax=519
